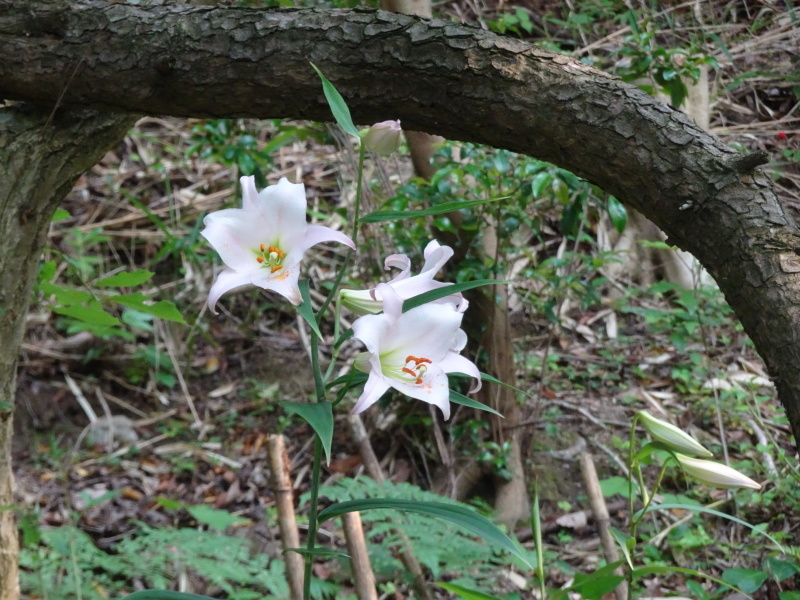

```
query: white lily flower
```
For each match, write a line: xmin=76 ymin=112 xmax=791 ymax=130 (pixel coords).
xmin=340 ymin=240 xmax=465 ymax=316
xmin=637 ymin=411 xmax=713 ymax=458
xmin=350 ymin=283 xmax=481 ymax=420
xmin=201 ymin=176 xmax=354 ymax=312
xmin=675 ymin=454 xmax=761 ymax=490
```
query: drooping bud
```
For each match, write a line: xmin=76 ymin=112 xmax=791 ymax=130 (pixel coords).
xmin=361 ymin=120 xmax=403 ymax=156
xmin=637 ymin=411 xmax=713 ymax=458
xmin=674 ymin=454 xmax=761 ymax=490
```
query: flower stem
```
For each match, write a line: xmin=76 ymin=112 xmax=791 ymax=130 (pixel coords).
xmin=315 ymin=143 xmax=366 ymax=321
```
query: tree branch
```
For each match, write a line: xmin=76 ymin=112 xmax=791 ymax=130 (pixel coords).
xmin=2 ymin=0 xmax=799 ymax=445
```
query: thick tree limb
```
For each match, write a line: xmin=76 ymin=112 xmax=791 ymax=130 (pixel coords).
xmin=0 ymin=105 xmax=136 ymax=600
xmin=2 ymin=0 xmax=799 ymax=445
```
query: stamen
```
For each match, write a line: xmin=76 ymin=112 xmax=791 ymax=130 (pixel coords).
xmin=415 ymin=357 xmax=432 ymax=365
xmin=405 ymin=355 xmax=419 ymax=364
xmin=402 ymin=367 xmax=417 ymax=377
xmin=415 ymin=377 xmax=423 ymax=384
xmin=260 ymin=244 xmax=266 ymax=252
xmin=271 ymin=265 xmax=284 ymax=274
xmin=257 ymin=257 xmax=265 ymax=263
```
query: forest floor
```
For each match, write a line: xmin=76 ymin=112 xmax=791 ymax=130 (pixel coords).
xmin=10 ymin=1 xmax=800 ymax=599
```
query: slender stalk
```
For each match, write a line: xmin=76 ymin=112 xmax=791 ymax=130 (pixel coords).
xmin=316 ymin=144 xmax=366 ymax=321
xmin=302 ymin=143 xmax=366 ymax=600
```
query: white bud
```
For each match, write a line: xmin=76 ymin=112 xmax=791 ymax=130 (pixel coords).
xmin=675 ymin=454 xmax=761 ymax=490
xmin=361 ymin=120 xmax=403 ymax=156
xmin=638 ymin=411 xmax=713 ymax=458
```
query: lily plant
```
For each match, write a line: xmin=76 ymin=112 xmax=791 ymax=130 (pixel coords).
xmin=201 ymin=175 xmax=354 ymax=312
xmin=350 ymin=283 xmax=481 ymax=420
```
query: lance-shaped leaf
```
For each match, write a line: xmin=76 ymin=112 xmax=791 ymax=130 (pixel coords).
xmin=282 ymin=401 xmax=334 ymax=465
xmin=318 ymin=497 xmax=531 ymax=567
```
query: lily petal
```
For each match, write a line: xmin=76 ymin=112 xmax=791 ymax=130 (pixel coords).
xmin=351 ymin=313 xmax=392 ymax=356
xmin=201 ymin=209 xmax=270 ymax=270
xmin=255 ymin=265 xmax=302 ymax=305
xmin=256 ymin=178 xmax=308 ymax=246
xmin=207 ymin=268 xmax=255 ymax=314
xmin=385 ymin=253 xmax=412 ymax=282
xmin=240 ymin=175 xmax=260 ymax=212
xmin=301 ymin=225 xmax=355 ymax=253
xmin=381 ymin=302 xmax=463 ymax=364
xmin=352 ymin=372 xmax=391 ymax=415
xmin=439 ymin=353 xmax=482 ymax=393
xmin=388 ymin=363 xmax=451 ymax=420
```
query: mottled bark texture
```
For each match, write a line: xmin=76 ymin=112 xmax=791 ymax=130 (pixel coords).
xmin=0 ymin=107 xmax=135 ymax=600
xmin=0 ymin=0 xmax=797 ymax=468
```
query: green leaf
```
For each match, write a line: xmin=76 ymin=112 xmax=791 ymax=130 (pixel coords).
xmin=96 ymin=269 xmax=154 ymax=288
xmin=722 ymin=568 xmax=769 ymax=594
xmin=41 ymin=282 xmax=93 ymax=305
xmin=109 ymin=293 xmax=186 ymax=324
xmin=436 ymin=582 xmax=502 ymax=600
xmin=187 ymin=505 xmax=249 ymax=530
xmin=53 ymin=303 xmax=120 ymax=326
xmin=599 ymin=476 xmax=629 ymax=498
xmin=780 ymin=592 xmax=800 ymax=600
xmin=121 ymin=592 xmax=218 ymax=600
xmin=631 ymin=565 xmax=747 ymax=597
xmin=639 ymin=503 xmax=784 ymax=552
xmin=310 ymin=63 xmax=360 ymax=139
xmin=298 ymin=280 xmax=323 ymax=340
xmin=765 ymin=557 xmax=800 ymax=582
xmin=449 ymin=388 xmax=502 ymax=417
xmin=360 ymin=196 xmax=508 ymax=223
xmin=568 ymin=562 xmax=625 ymax=600
xmin=122 ymin=309 xmax=155 ymax=332
xmin=282 ymin=402 xmax=333 ymax=466
xmin=327 ymin=369 xmax=368 ymax=391
xmin=608 ymin=526 xmax=634 ymax=569
xmin=403 ymin=280 xmax=510 ymax=312
xmin=51 ymin=208 xmax=71 ymax=222
xmin=284 ymin=547 xmax=350 ymax=559
xmin=318 ymin=498 xmax=531 ymax=567
xmin=607 ymin=196 xmax=627 ymax=232
xmin=0 ymin=401 xmax=12 ymax=412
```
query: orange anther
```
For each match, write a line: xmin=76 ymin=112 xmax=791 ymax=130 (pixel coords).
xmin=257 ymin=256 xmax=265 ymax=263
xmin=260 ymin=244 xmax=266 ymax=252
xmin=415 ymin=377 xmax=423 ymax=384
xmin=405 ymin=355 xmax=419 ymax=364
xmin=402 ymin=367 xmax=417 ymax=377
xmin=270 ymin=265 xmax=284 ymax=273
xmin=415 ymin=357 xmax=432 ymax=365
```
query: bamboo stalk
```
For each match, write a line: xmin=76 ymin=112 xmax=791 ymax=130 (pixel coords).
xmin=342 ymin=512 xmax=378 ymax=600
xmin=267 ymin=434 xmax=305 ymax=600
xmin=579 ymin=452 xmax=628 ymax=600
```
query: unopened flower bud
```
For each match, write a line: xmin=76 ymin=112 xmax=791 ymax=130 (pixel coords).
xmin=638 ymin=411 xmax=712 ymax=458
xmin=361 ymin=120 xmax=402 ymax=156
xmin=675 ymin=454 xmax=761 ymax=490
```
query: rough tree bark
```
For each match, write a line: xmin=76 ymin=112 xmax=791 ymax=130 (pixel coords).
xmin=1 ymin=0 xmax=799 ymax=594
xmin=0 ymin=105 xmax=135 ymax=600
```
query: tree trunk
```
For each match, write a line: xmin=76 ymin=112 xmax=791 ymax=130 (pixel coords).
xmin=0 ymin=0 xmax=798 ymax=527
xmin=0 ymin=106 xmax=135 ymax=600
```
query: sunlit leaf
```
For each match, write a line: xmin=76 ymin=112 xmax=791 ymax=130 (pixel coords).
xmin=96 ymin=269 xmax=154 ymax=288
xmin=360 ymin=196 xmax=508 ymax=224
xmin=298 ymin=280 xmax=323 ymax=340
xmin=310 ymin=63 xmax=360 ymax=139
xmin=282 ymin=402 xmax=333 ymax=465
xmin=449 ymin=389 xmax=502 ymax=417
xmin=318 ymin=498 xmax=531 ymax=567
xmin=436 ymin=582 xmax=502 ymax=600
xmin=403 ymin=280 xmax=509 ymax=312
